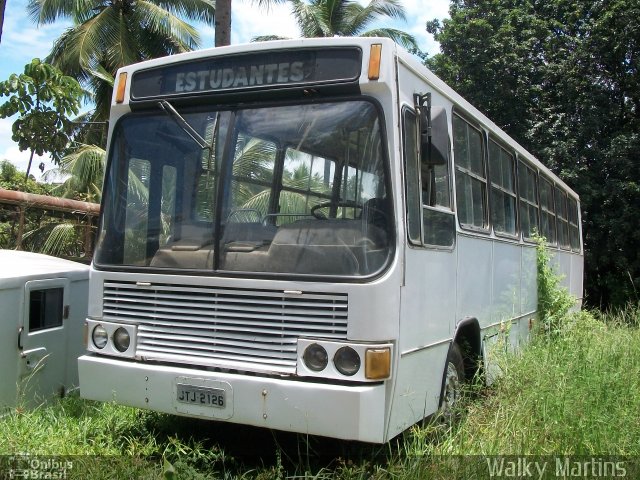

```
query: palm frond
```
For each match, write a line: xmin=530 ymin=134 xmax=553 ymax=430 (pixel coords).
xmin=151 ymin=0 xmax=216 ymax=24
xmin=290 ymin=0 xmax=332 ymax=37
xmin=53 ymin=144 xmax=106 ymax=202
xmin=40 ymin=223 xmax=83 ymax=256
xmin=361 ymin=28 xmax=419 ymax=51
xmin=135 ymin=1 xmax=202 ymax=51
xmin=27 ymin=0 xmax=97 ymax=25
xmin=363 ymin=0 xmax=406 ymax=22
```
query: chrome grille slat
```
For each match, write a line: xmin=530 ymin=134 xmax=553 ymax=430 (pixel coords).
xmin=103 ymin=281 xmax=348 ymax=373
xmin=104 ymin=291 xmax=346 ymax=309
xmin=134 ymin=323 xmax=346 ymax=339
xmin=104 ymin=301 xmax=347 ymax=319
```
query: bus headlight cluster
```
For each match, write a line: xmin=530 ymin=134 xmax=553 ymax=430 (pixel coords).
xmin=113 ymin=327 xmax=131 ymax=352
xmin=86 ymin=320 xmax=136 ymax=357
xmin=92 ymin=325 xmax=108 ymax=349
xmin=334 ymin=346 xmax=361 ymax=376
xmin=303 ymin=343 xmax=329 ymax=371
xmin=298 ymin=340 xmax=392 ymax=381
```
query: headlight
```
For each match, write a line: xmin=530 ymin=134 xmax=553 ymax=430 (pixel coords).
xmin=113 ymin=327 xmax=131 ymax=352
xmin=303 ymin=343 xmax=328 ymax=371
xmin=334 ymin=346 xmax=361 ymax=376
xmin=92 ymin=325 xmax=108 ymax=349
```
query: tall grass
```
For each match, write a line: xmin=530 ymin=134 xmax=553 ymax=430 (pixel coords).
xmin=1 ymin=246 xmax=639 ymax=478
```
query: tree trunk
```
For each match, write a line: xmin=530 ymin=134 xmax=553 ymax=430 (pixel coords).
xmin=25 ymin=149 xmax=35 ymax=180
xmin=215 ymin=0 xmax=232 ymax=47
xmin=0 ymin=0 xmax=6 ymax=45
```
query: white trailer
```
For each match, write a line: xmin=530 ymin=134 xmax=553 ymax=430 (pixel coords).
xmin=0 ymin=250 xmax=89 ymax=411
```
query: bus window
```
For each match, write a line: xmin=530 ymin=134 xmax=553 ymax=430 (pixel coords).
xmin=279 ymin=148 xmax=334 ymax=223
xmin=97 ymin=99 xmax=392 ymax=277
xmin=539 ymin=177 xmax=557 ymax=245
xmin=403 ymin=110 xmax=422 ymax=244
xmin=568 ymin=197 xmax=581 ymax=252
xmin=403 ymin=108 xmax=454 ymax=247
xmin=518 ymin=161 xmax=539 ymax=241
xmin=488 ymin=139 xmax=517 ymax=237
xmin=555 ymin=186 xmax=570 ymax=249
xmin=229 ymin=134 xmax=277 ymax=220
xmin=123 ymin=158 xmax=150 ymax=265
xmin=160 ymin=165 xmax=177 ymax=246
xmin=453 ymin=114 xmax=488 ymax=230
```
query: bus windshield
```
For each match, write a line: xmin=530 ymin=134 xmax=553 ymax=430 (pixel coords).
xmin=95 ymin=99 xmax=392 ymax=277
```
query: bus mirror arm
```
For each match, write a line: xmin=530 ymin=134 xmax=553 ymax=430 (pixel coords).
xmin=414 ymin=93 xmax=448 ymax=167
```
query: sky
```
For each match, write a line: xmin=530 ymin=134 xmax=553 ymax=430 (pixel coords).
xmin=0 ymin=0 xmax=450 ymax=180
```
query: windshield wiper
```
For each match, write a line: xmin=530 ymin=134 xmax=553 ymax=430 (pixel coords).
xmin=158 ymin=100 xmax=209 ymax=150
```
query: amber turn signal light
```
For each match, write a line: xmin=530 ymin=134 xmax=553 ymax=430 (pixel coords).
xmin=368 ymin=44 xmax=382 ymax=80
xmin=365 ymin=347 xmax=391 ymax=379
xmin=115 ymin=72 xmax=128 ymax=103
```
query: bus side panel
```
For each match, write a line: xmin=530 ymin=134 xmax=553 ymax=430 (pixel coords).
xmin=385 ymin=344 xmax=449 ymax=438
xmin=491 ymin=241 xmax=522 ymax=323
xmin=456 ymin=236 xmax=493 ymax=327
xmin=389 ymin=248 xmax=456 ymax=433
xmin=554 ymin=249 xmax=572 ymax=291
xmin=570 ymin=252 xmax=584 ymax=304
xmin=521 ymin=245 xmax=538 ymax=315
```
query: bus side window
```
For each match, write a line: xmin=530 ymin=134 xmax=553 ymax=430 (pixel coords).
xmin=488 ymin=139 xmax=517 ymax=237
xmin=402 ymin=109 xmax=422 ymax=244
xmin=518 ymin=161 xmax=539 ymax=241
xmin=402 ymin=108 xmax=454 ymax=247
xmin=568 ymin=197 xmax=581 ymax=252
xmin=555 ymin=186 xmax=570 ymax=249
xmin=539 ymin=176 xmax=557 ymax=245
xmin=453 ymin=113 xmax=488 ymax=231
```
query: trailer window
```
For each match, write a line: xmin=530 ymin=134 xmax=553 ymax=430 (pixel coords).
xmin=29 ymin=288 xmax=63 ymax=332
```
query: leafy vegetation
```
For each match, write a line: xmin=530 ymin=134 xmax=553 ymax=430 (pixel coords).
xmin=1 ymin=246 xmax=638 ymax=477
xmin=426 ymin=0 xmax=640 ymax=309
xmin=0 ymin=58 xmax=83 ymax=177
xmin=253 ymin=0 xmax=419 ymax=50
xmin=0 ymin=160 xmax=55 ymax=250
xmin=28 ymin=0 xmax=216 ymax=122
xmin=1 ymin=303 xmax=638 ymax=478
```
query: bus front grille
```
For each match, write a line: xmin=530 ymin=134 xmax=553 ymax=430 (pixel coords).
xmin=102 ymin=281 xmax=348 ymax=374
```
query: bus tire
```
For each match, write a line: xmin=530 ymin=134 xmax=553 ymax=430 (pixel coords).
xmin=439 ymin=342 xmax=465 ymax=420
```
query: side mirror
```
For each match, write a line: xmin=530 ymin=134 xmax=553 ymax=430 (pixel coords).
xmin=414 ymin=93 xmax=449 ymax=166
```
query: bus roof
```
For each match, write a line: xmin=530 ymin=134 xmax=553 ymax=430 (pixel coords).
xmin=115 ymin=36 xmax=578 ymax=200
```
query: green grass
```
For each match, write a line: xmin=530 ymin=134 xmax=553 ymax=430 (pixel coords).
xmin=1 ymin=304 xmax=639 ymax=478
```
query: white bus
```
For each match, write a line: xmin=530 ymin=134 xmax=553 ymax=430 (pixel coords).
xmin=79 ymin=37 xmax=583 ymax=443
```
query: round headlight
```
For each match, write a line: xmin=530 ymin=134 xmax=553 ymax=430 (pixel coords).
xmin=113 ymin=327 xmax=131 ymax=352
xmin=92 ymin=325 xmax=108 ymax=349
xmin=303 ymin=343 xmax=328 ymax=372
xmin=334 ymin=346 xmax=361 ymax=376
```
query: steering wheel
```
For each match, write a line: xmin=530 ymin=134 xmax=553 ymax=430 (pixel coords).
xmin=310 ymin=200 xmax=364 ymax=219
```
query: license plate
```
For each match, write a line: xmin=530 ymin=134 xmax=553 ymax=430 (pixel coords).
xmin=176 ymin=383 xmax=225 ymax=408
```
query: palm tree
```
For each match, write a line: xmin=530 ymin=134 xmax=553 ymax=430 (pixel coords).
xmin=215 ymin=0 xmax=283 ymax=46
xmin=27 ymin=0 xmax=216 ymax=121
xmin=253 ymin=0 xmax=418 ymax=51
xmin=48 ymin=144 xmax=106 ymax=203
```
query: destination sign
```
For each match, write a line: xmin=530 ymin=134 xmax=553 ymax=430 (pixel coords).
xmin=131 ymin=48 xmax=362 ymax=100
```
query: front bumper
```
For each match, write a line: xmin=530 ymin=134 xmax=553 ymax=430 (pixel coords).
xmin=78 ymin=354 xmax=388 ymax=442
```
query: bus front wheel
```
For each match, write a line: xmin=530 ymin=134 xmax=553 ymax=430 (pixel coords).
xmin=439 ymin=342 xmax=465 ymax=420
